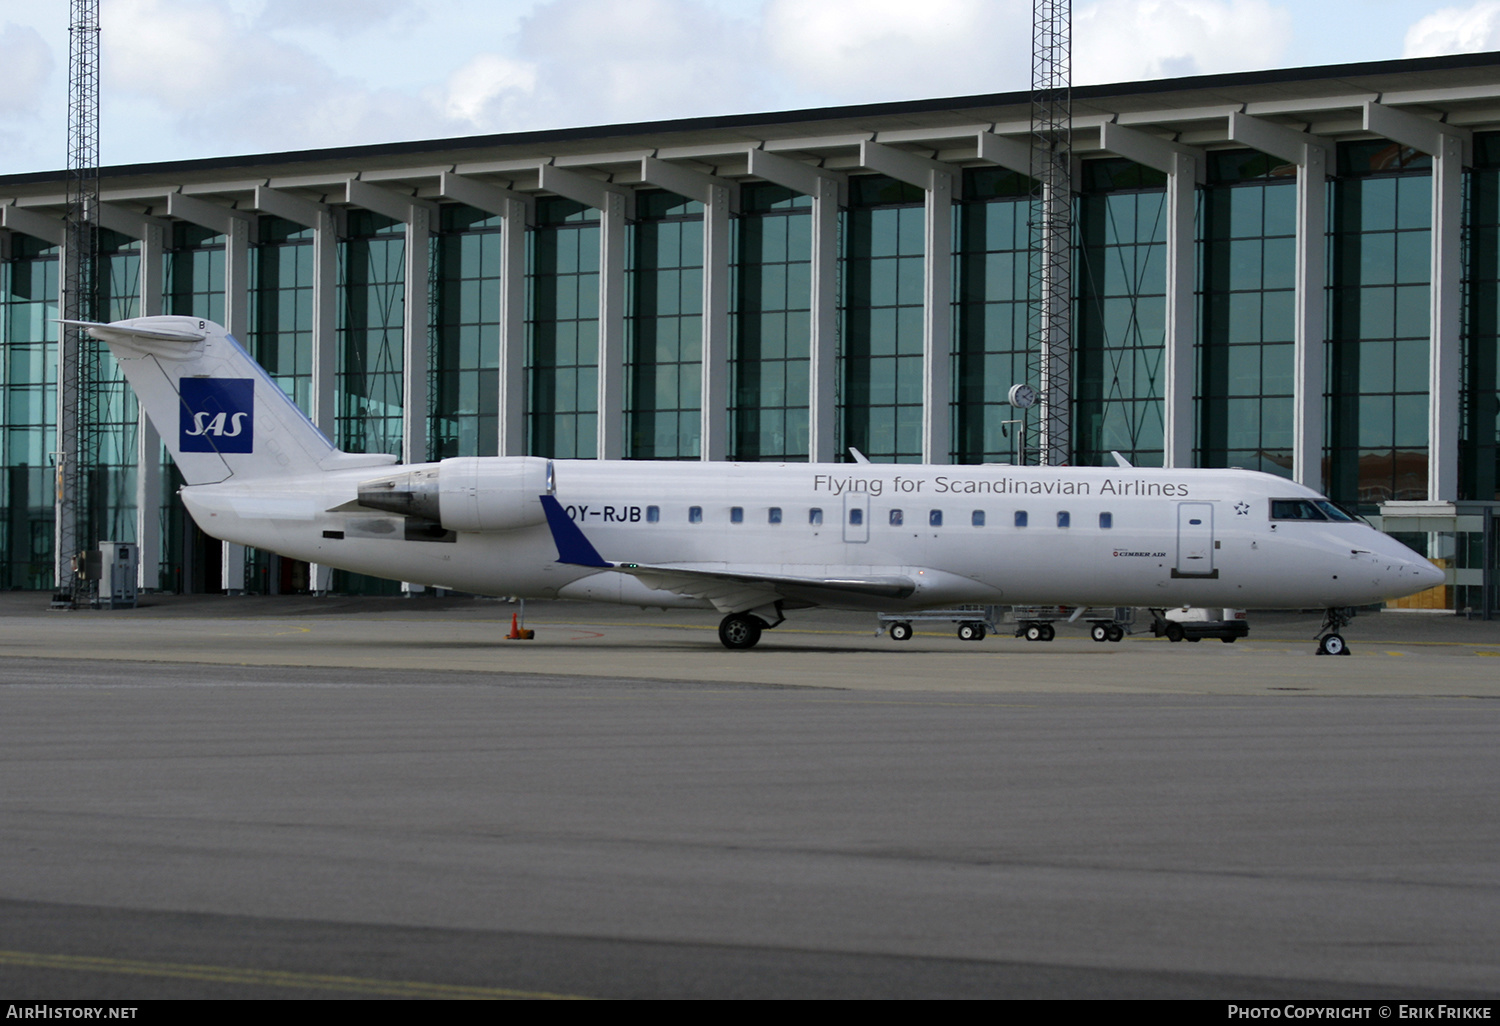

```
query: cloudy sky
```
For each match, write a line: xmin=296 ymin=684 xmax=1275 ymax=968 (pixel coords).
xmin=0 ymin=0 xmax=1497 ymax=176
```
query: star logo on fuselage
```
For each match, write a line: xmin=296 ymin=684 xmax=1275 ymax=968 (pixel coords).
xmin=1234 ymin=501 xmax=1250 ymax=516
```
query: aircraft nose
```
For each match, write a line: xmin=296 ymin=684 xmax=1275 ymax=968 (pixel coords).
xmin=1413 ymin=558 xmax=1446 ymax=589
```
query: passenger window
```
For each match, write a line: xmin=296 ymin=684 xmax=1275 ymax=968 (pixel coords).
xmin=809 ymin=508 xmax=823 ymax=526
xmin=768 ymin=507 xmax=782 ymax=524
xmin=646 ymin=505 xmax=660 ymax=523
xmin=1057 ymin=511 xmax=1070 ymax=528
xmin=850 ymin=508 xmax=864 ymax=526
xmin=890 ymin=509 xmax=904 ymax=526
xmin=929 ymin=510 xmax=942 ymax=528
xmin=730 ymin=506 xmax=744 ymax=524
xmin=1099 ymin=512 xmax=1112 ymax=529
xmin=689 ymin=506 xmax=703 ymax=524
xmin=1015 ymin=510 xmax=1028 ymax=528
xmin=972 ymin=510 xmax=985 ymax=527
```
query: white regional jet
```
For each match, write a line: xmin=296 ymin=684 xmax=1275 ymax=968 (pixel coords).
xmin=74 ymin=316 xmax=1443 ymax=653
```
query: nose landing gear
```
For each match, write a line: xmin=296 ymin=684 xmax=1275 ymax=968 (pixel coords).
xmin=1316 ymin=607 xmax=1355 ymax=656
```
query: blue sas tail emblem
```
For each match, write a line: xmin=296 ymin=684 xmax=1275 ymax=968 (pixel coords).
xmin=180 ymin=378 xmax=254 ymax=453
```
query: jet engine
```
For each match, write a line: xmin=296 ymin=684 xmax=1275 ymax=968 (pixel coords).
xmin=356 ymin=456 xmax=551 ymax=532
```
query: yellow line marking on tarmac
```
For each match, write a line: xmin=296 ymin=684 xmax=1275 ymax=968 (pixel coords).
xmin=0 ymin=950 xmax=589 ymax=1000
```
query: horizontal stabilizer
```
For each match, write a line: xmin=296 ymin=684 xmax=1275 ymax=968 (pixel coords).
xmin=61 ymin=319 xmax=206 ymax=347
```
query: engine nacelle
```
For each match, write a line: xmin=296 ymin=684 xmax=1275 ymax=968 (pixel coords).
xmin=357 ymin=456 xmax=551 ymax=533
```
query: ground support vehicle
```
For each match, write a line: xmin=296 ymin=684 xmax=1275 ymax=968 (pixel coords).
xmin=1148 ymin=607 xmax=1250 ymax=643
xmin=879 ymin=605 xmax=1003 ymax=642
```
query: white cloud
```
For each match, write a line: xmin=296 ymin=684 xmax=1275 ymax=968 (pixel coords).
xmin=440 ymin=53 xmax=538 ymax=127
xmin=1404 ymin=2 xmax=1500 ymax=56
xmin=1075 ymin=0 xmax=1293 ymax=84
xmin=0 ymin=21 xmax=55 ymax=116
xmin=764 ymin=0 xmax=1032 ymax=101
xmin=515 ymin=0 xmax=771 ymax=125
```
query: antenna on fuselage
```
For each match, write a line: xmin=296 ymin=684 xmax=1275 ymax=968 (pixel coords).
xmin=1111 ymin=451 xmax=1134 ymax=468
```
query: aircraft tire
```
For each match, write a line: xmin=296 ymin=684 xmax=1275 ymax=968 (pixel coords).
xmin=1107 ymin=625 xmax=1125 ymax=643
xmin=958 ymin=622 xmax=985 ymax=642
xmin=1090 ymin=624 xmax=1109 ymax=643
xmin=1318 ymin=633 xmax=1347 ymax=656
xmin=719 ymin=614 xmax=765 ymax=650
xmin=1164 ymin=623 xmax=1185 ymax=643
xmin=1024 ymin=623 xmax=1044 ymax=642
xmin=889 ymin=622 xmax=913 ymax=642
xmin=1039 ymin=623 xmax=1056 ymax=642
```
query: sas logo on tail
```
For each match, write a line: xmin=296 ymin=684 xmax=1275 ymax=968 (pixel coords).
xmin=180 ymin=378 xmax=254 ymax=454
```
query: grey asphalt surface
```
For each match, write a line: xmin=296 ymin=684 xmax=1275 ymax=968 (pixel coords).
xmin=0 ymin=594 xmax=1497 ymax=999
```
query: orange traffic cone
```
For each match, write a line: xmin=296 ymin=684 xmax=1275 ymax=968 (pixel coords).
xmin=506 ymin=611 xmax=534 ymax=640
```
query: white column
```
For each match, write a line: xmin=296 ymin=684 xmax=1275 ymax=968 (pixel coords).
xmin=858 ymin=141 xmax=960 ymax=464
xmin=1099 ymin=124 xmax=1205 ymax=469
xmin=136 ymin=221 xmax=165 ymax=590
xmin=1227 ymin=113 xmax=1335 ymax=490
xmin=537 ymin=164 xmax=633 ymax=459
xmin=1363 ymin=103 xmax=1471 ymax=503
xmin=638 ymin=157 xmax=738 ymax=461
xmin=745 ymin=150 xmax=846 ymax=463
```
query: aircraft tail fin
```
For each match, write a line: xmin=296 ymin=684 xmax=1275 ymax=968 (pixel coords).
xmin=71 ymin=316 xmax=397 ymax=486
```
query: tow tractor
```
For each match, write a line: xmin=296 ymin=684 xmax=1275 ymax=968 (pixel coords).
xmin=1148 ymin=607 xmax=1249 ymax=643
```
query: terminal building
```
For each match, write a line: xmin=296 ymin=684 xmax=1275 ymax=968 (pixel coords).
xmin=1 ymin=51 xmax=1498 ymax=611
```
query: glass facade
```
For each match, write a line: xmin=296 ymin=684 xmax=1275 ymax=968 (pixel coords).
xmin=953 ymin=167 xmax=1033 ymax=463
xmin=433 ymin=204 xmax=501 ymax=459
xmin=841 ymin=175 xmax=927 ymax=462
xmin=1327 ymin=141 xmax=1433 ymax=508
xmin=731 ymin=183 xmax=811 ymax=461
xmin=338 ymin=210 xmax=405 ymax=458
xmin=1197 ymin=150 xmax=1298 ymax=477
xmin=528 ymin=198 xmax=599 ymax=459
xmin=0 ymin=235 xmax=58 ymax=589
xmin=250 ymin=216 xmax=314 ymax=411
xmin=626 ymin=190 xmax=703 ymax=459
xmin=1463 ymin=134 xmax=1500 ymax=501
xmin=1075 ymin=159 xmax=1169 ymax=468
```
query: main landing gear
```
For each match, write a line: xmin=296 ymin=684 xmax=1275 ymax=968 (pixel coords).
xmin=718 ymin=607 xmax=785 ymax=650
xmin=1316 ymin=607 xmax=1355 ymax=656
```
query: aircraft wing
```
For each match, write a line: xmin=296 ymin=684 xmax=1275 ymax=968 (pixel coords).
xmin=539 ymin=495 xmax=914 ymax=613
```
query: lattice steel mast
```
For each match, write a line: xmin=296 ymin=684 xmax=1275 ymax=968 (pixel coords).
xmin=1028 ymin=0 xmax=1072 ymax=466
xmin=58 ymin=0 xmax=101 ymax=602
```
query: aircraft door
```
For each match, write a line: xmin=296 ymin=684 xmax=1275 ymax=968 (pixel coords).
xmin=1175 ymin=502 xmax=1216 ymax=577
xmin=843 ymin=493 xmax=870 ymax=543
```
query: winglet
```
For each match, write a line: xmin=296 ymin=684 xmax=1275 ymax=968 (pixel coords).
xmin=539 ymin=495 xmax=611 ymax=568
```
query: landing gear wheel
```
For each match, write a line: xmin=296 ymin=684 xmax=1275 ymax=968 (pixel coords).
xmin=889 ymin=622 xmax=913 ymax=642
xmin=1106 ymin=625 xmax=1125 ymax=643
xmin=1039 ymin=623 xmax=1056 ymax=642
xmin=1090 ymin=624 xmax=1109 ymax=643
xmin=718 ymin=613 xmax=765 ymax=650
xmin=1164 ymin=623 xmax=1186 ymax=643
xmin=1024 ymin=623 xmax=1044 ymax=642
xmin=1221 ymin=636 xmax=1236 ymax=643
xmin=958 ymin=622 xmax=986 ymax=642
xmin=1315 ymin=607 xmax=1355 ymax=656
xmin=1317 ymin=633 xmax=1348 ymax=656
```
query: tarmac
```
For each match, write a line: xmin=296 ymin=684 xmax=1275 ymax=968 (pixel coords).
xmin=2 ymin=591 xmax=1498 ymax=998
xmin=3 ymin=590 xmax=1498 ymax=696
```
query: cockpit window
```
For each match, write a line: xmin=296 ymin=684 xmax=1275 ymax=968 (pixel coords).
xmin=1314 ymin=500 xmax=1355 ymax=522
xmin=1270 ymin=499 xmax=1327 ymax=521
